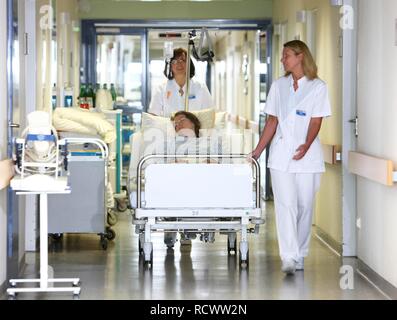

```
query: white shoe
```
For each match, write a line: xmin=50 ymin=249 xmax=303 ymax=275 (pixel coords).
xmin=296 ymin=257 xmax=304 ymax=271
xmin=281 ymin=259 xmax=297 ymax=275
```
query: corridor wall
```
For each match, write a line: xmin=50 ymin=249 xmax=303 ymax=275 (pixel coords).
xmin=78 ymin=0 xmax=273 ymax=20
xmin=356 ymin=0 xmax=397 ymax=288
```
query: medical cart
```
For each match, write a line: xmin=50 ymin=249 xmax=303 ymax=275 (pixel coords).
xmin=48 ymin=139 xmax=116 ymax=250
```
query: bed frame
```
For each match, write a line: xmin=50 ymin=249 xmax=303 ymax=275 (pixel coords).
xmin=132 ymin=154 xmax=264 ymax=269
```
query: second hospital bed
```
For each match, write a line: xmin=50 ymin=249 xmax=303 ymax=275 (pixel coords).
xmin=128 ymin=126 xmax=265 ymax=269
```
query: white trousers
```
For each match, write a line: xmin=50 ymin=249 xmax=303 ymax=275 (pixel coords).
xmin=270 ymin=169 xmax=321 ymax=261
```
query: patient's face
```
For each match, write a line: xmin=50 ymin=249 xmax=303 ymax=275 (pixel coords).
xmin=174 ymin=114 xmax=195 ymax=137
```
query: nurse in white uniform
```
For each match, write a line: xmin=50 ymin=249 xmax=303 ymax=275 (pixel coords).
xmin=148 ymin=47 xmax=213 ymax=117
xmin=251 ymin=40 xmax=331 ymax=275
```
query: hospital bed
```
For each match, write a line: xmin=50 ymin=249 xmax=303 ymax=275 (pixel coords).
xmin=128 ymin=128 xmax=265 ymax=269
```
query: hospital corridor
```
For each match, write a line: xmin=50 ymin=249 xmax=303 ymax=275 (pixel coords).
xmin=1 ymin=0 xmax=397 ymax=303
xmin=0 ymin=202 xmax=386 ymax=300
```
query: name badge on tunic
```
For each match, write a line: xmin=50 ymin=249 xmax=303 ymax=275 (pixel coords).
xmin=296 ymin=110 xmax=306 ymax=117
xmin=188 ymin=95 xmax=196 ymax=100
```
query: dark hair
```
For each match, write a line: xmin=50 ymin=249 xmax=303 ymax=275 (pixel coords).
xmin=164 ymin=48 xmax=196 ymax=80
xmin=172 ymin=111 xmax=201 ymax=138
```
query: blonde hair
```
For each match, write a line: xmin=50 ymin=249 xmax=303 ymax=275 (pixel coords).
xmin=283 ymin=40 xmax=318 ymax=80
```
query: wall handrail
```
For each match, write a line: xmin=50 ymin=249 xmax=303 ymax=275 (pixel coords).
xmin=228 ymin=113 xmax=238 ymax=125
xmin=322 ymin=144 xmax=342 ymax=165
xmin=247 ymin=120 xmax=259 ymax=133
xmin=238 ymin=116 xmax=248 ymax=129
xmin=348 ymin=151 xmax=395 ymax=186
xmin=226 ymin=113 xmax=257 ymax=131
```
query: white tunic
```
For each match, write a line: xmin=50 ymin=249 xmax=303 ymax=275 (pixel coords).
xmin=148 ymin=78 xmax=213 ymax=117
xmin=265 ymin=75 xmax=332 ymax=173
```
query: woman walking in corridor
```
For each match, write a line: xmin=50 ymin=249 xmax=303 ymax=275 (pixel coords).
xmin=251 ymin=40 xmax=331 ymax=275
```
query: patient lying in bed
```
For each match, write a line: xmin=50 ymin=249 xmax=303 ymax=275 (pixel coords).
xmin=171 ymin=111 xmax=221 ymax=164
xmin=129 ymin=111 xmax=240 ymax=193
xmin=129 ymin=111 xmax=252 ymax=248
xmin=172 ymin=111 xmax=201 ymax=138
xmin=168 ymin=111 xmax=214 ymax=245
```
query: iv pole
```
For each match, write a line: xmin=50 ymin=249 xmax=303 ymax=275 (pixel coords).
xmin=184 ymin=33 xmax=194 ymax=112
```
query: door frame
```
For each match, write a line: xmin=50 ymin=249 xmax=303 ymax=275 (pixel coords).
xmin=262 ymin=24 xmax=273 ymax=201
xmin=6 ymin=0 xmax=19 ymax=280
xmin=341 ymin=0 xmax=358 ymax=257
xmin=23 ymin=0 xmax=38 ymax=252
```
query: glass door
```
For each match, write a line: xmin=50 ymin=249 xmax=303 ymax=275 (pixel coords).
xmin=96 ymin=34 xmax=144 ymax=112
xmin=93 ymin=30 xmax=146 ymax=189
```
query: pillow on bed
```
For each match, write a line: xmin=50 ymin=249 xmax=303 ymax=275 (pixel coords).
xmin=141 ymin=112 xmax=175 ymax=137
xmin=215 ymin=111 xmax=227 ymax=129
xmin=191 ymin=108 xmax=215 ymax=129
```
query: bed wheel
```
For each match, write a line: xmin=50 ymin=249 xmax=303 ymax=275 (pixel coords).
xmin=164 ymin=232 xmax=177 ymax=248
xmin=227 ymin=233 xmax=237 ymax=255
xmin=227 ymin=236 xmax=237 ymax=255
xmin=143 ymin=242 xmax=153 ymax=268
xmin=144 ymin=251 xmax=153 ymax=269
xmin=228 ymin=238 xmax=237 ymax=255
xmin=239 ymin=250 xmax=249 ymax=269
xmin=7 ymin=293 xmax=17 ymax=300
xmin=240 ymin=261 xmax=248 ymax=269
xmin=106 ymin=227 xmax=116 ymax=241
xmin=138 ymin=234 xmax=144 ymax=254
xmin=50 ymin=233 xmax=63 ymax=241
xmin=100 ymin=237 xmax=108 ymax=250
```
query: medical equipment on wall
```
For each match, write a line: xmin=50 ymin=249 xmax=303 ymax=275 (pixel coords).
xmin=8 ymin=111 xmax=81 ymax=299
